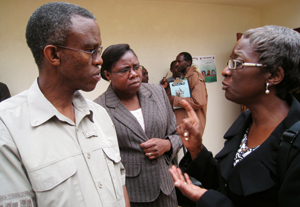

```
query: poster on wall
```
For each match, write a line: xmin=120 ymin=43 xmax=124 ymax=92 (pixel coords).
xmin=192 ymin=55 xmax=217 ymax=83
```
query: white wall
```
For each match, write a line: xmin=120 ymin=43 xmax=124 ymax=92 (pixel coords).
xmin=1 ymin=0 xmax=298 ymax=156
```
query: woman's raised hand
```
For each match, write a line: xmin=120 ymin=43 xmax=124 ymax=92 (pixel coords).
xmin=177 ymin=100 xmax=203 ymax=160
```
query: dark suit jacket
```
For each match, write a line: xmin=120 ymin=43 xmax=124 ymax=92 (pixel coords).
xmin=180 ymin=95 xmax=300 ymax=207
xmin=94 ymin=83 xmax=182 ymax=202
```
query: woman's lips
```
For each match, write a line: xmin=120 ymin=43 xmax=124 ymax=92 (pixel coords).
xmin=130 ymin=81 xmax=140 ymax=86
xmin=222 ymin=81 xmax=228 ymax=90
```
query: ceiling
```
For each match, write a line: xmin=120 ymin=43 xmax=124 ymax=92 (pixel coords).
xmin=142 ymin=0 xmax=283 ymax=8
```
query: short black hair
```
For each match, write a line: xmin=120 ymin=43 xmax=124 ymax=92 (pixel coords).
xmin=170 ymin=60 xmax=176 ymax=69
xmin=26 ymin=2 xmax=96 ymax=68
xmin=179 ymin=52 xmax=192 ymax=66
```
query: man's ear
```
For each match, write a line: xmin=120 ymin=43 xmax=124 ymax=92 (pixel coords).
xmin=43 ymin=45 xmax=61 ymax=66
xmin=104 ymin=70 xmax=111 ymax=81
xmin=268 ymin=67 xmax=284 ymax=86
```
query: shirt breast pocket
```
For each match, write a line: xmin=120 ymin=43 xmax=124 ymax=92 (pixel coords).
xmin=102 ymin=146 xmax=123 ymax=201
xmin=27 ymin=158 xmax=81 ymax=207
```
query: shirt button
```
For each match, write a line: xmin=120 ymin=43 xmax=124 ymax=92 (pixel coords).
xmin=87 ymin=153 xmax=91 ymax=159
xmin=98 ymin=182 xmax=102 ymax=189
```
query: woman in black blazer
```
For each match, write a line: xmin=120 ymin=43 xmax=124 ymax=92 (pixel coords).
xmin=170 ymin=25 xmax=300 ymax=207
xmin=94 ymin=44 xmax=182 ymax=207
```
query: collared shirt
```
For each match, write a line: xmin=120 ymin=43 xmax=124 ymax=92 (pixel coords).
xmin=0 ymin=79 xmax=125 ymax=207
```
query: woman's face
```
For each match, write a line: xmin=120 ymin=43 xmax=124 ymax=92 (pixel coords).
xmin=221 ymin=38 xmax=270 ymax=105
xmin=106 ymin=51 xmax=142 ymax=96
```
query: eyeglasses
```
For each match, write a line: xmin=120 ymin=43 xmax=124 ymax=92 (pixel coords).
xmin=55 ymin=45 xmax=103 ymax=60
xmin=111 ymin=65 xmax=143 ymax=76
xmin=227 ymin=59 xmax=266 ymax=70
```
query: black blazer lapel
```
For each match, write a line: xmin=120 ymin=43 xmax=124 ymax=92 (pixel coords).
xmin=227 ymin=133 xmax=280 ymax=196
xmin=216 ymin=110 xmax=252 ymax=180
xmin=217 ymin=110 xmax=281 ymax=197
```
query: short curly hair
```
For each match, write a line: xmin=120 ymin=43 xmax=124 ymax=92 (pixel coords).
xmin=26 ymin=2 xmax=96 ymax=68
xmin=100 ymin=44 xmax=137 ymax=81
xmin=242 ymin=25 xmax=300 ymax=99
xmin=179 ymin=52 xmax=193 ymax=66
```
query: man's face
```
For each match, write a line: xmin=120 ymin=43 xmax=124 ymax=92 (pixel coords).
xmin=58 ymin=15 xmax=103 ymax=92
xmin=142 ymin=67 xmax=149 ymax=83
xmin=175 ymin=54 xmax=190 ymax=74
xmin=170 ymin=62 xmax=178 ymax=78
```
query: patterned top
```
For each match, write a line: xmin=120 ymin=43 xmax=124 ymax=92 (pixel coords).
xmin=233 ymin=124 xmax=260 ymax=167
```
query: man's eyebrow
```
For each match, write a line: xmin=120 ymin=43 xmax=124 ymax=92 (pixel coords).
xmin=82 ymin=42 xmax=100 ymax=48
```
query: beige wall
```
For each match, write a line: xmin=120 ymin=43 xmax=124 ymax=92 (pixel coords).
xmin=0 ymin=0 xmax=299 ymax=155
xmin=262 ymin=0 xmax=300 ymax=28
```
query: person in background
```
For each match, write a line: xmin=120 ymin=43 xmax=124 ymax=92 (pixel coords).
xmin=170 ymin=25 xmax=300 ymax=207
xmin=0 ymin=82 xmax=11 ymax=102
xmin=141 ymin=66 xmax=149 ymax=83
xmin=160 ymin=60 xmax=178 ymax=91
xmin=161 ymin=52 xmax=208 ymax=135
xmin=94 ymin=43 xmax=182 ymax=207
xmin=163 ymin=60 xmax=184 ymax=155
xmin=163 ymin=59 xmax=202 ymax=207
xmin=0 ymin=2 xmax=130 ymax=207
xmin=167 ymin=60 xmax=179 ymax=83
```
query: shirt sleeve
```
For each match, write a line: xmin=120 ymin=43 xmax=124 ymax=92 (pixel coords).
xmin=278 ymin=149 xmax=300 ymax=206
xmin=180 ymin=146 xmax=219 ymax=190
xmin=179 ymin=148 xmax=234 ymax=207
xmin=120 ymin=161 xmax=126 ymax=186
xmin=197 ymin=189 xmax=234 ymax=207
xmin=0 ymin=119 xmax=36 ymax=207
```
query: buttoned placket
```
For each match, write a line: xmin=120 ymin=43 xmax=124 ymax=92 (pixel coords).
xmin=74 ymin=109 xmax=104 ymax=203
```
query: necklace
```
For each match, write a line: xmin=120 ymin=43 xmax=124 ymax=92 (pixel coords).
xmin=241 ymin=126 xmax=250 ymax=153
xmin=233 ymin=122 xmax=260 ymax=167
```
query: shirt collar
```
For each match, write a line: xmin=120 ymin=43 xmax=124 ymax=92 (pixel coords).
xmin=28 ymin=79 xmax=93 ymax=127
